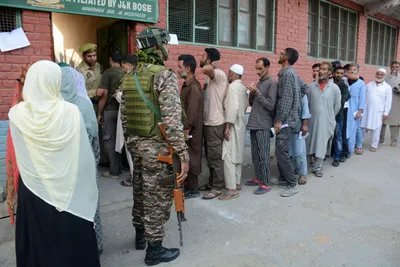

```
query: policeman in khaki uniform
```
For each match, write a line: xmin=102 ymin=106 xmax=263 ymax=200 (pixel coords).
xmin=76 ymin=43 xmax=108 ymax=164
xmin=120 ymin=27 xmax=189 ymax=266
xmin=76 ymin=43 xmax=103 ymax=101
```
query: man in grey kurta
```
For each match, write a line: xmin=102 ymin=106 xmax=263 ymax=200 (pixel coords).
xmin=380 ymin=61 xmax=400 ymax=147
xmin=246 ymin=58 xmax=277 ymax=195
xmin=306 ymin=62 xmax=341 ymax=177
xmin=220 ymin=64 xmax=248 ymax=200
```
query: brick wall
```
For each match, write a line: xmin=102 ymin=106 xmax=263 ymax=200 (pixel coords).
xmin=0 ymin=10 xmax=53 ymax=120
xmin=138 ymin=0 xmax=400 ymax=87
xmin=0 ymin=10 xmax=53 ymax=192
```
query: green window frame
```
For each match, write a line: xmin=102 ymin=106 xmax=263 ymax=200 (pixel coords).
xmin=167 ymin=0 xmax=275 ymax=52
xmin=0 ymin=7 xmax=22 ymax=32
xmin=307 ymin=0 xmax=358 ymax=62
xmin=365 ymin=17 xmax=398 ymax=67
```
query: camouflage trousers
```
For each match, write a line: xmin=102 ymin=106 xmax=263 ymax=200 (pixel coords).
xmin=127 ymin=139 xmax=173 ymax=244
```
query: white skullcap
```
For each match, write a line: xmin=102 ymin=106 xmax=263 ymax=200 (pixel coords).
xmin=377 ymin=68 xmax=386 ymax=74
xmin=230 ymin=64 xmax=244 ymax=76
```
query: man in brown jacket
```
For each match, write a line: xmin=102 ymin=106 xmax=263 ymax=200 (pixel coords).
xmin=178 ymin=54 xmax=203 ymax=199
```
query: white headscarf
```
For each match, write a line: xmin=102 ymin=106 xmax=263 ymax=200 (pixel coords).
xmin=8 ymin=60 xmax=98 ymax=222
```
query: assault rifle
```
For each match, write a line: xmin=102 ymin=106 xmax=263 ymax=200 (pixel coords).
xmin=156 ymin=123 xmax=186 ymax=247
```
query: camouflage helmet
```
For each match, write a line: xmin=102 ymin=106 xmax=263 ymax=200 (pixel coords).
xmin=137 ymin=27 xmax=170 ymax=59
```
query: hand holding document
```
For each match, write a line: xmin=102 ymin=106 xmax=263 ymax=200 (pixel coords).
xmin=298 ymin=132 xmax=309 ymax=140
xmin=270 ymin=124 xmax=289 ymax=137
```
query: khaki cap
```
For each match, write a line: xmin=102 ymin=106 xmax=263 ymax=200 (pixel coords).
xmin=79 ymin=43 xmax=97 ymax=54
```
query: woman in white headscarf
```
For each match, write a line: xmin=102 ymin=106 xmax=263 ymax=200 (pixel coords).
xmin=9 ymin=60 xmax=100 ymax=267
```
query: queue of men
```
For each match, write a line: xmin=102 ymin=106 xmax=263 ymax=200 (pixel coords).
xmin=178 ymin=51 xmax=398 ymax=199
xmin=68 ymin=26 xmax=400 ymax=265
xmin=75 ymin=40 xmax=400 ymax=201
xmin=80 ymin=40 xmax=398 ymax=192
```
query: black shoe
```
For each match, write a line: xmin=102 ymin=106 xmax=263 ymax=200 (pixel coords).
xmin=184 ymin=190 xmax=200 ymax=199
xmin=135 ymin=228 xmax=146 ymax=250
xmin=332 ymin=160 xmax=340 ymax=167
xmin=145 ymin=242 xmax=180 ymax=266
xmin=339 ymin=156 xmax=346 ymax=162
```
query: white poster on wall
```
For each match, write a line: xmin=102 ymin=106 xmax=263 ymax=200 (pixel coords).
xmin=0 ymin=28 xmax=31 ymax=52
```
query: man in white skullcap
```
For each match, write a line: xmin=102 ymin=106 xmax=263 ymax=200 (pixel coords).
xmin=361 ymin=68 xmax=392 ymax=151
xmin=219 ymin=64 xmax=248 ymax=200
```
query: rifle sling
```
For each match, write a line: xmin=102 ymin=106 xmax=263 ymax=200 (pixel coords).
xmin=133 ymin=72 xmax=162 ymax=121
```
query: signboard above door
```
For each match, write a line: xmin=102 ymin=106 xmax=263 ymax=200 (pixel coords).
xmin=0 ymin=0 xmax=158 ymax=23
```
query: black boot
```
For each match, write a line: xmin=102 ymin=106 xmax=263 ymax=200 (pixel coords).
xmin=144 ymin=241 xmax=180 ymax=266
xmin=135 ymin=228 xmax=146 ymax=250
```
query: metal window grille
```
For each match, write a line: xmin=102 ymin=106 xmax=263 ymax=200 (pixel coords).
xmin=168 ymin=0 xmax=274 ymax=51
xmin=307 ymin=0 xmax=357 ymax=61
xmin=365 ymin=18 xmax=398 ymax=67
xmin=0 ymin=7 xmax=22 ymax=33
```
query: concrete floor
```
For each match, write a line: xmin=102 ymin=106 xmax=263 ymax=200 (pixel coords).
xmin=1 ymin=135 xmax=400 ymax=267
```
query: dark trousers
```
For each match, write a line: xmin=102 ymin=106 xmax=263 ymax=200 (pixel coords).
xmin=333 ymin=120 xmax=343 ymax=161
xmin=250 ymin=130 xmax=271 ymax=185
xmin=103 ymin=110 xmax=121 ymax=175
xmin=342 ymin=108 xmax=349 ymax=156
xmin=203 ymin=124 xmax=225 ymax=190
xmin=187 ymin=173 xmax=199 ymax=191
xmin=275 ymin=127 xmax=297 ymax=187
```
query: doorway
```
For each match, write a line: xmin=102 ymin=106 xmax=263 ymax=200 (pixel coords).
xmin=97 ymin=20 xmax=129 ymax=70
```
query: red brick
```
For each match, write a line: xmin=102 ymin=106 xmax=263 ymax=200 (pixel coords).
xmin=0 ymin=72 xmax=19 ymax=81
xmin=1 ymin=81 xmax=16 ymax=89
xmin=5 ymin=56 xmax=29 ymax=64
xmin=0 ymin=65 xmax=12 ymax=72
xmin=9 ymin=50 xmax=22 ymax=55
xmin=25 ymin=32 xmax=41 ymax=41
xmin=23 ymin=16 xmax=40 ymax=25
xmin=0 ymin=90 xmax=13 ymax=97
xmin=22 ymin=24 xmax=35 ymax=32
xmin=2 ymin=97 xmax=13 ymax=105
xmin=22 ymin=47 xmax=35 ymax=56
xmin=39 ymin=18 xmax=51 ymax=26
xmin=22 ymin=10 xmax=34 ymax=16
xmin=34 ymin=12 xmax=50 ymax=18
xmin=29 ymin=56 xmax=52 ymax=62
xmin=40 ymin=33 xmax=52 ymax=42
xmin=0 ymin=106 xmax=11 ymax=114
xmin=30 ymin=41 xmax=52 ymax=49
xmin=34 ymin=25 xmax=51 ymax=33
xmin=41 ymin=48 xmax=52 ymax=56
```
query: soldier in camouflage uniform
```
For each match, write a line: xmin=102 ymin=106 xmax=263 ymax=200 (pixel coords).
xmin=120 ymin=27 xmax=189 ymax=266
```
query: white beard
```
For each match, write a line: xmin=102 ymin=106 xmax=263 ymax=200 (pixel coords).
xmin=376 ymin=78 xmax=385 ymax=83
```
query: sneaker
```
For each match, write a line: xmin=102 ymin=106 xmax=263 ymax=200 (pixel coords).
xmin=271 ymin=179 xmax=287 ymax=188
xmin=102 ymin=171 xmax=119 ymax=179
xmin=332 ymin=160 xmax=340 ymax=167
xmin=339 ymin=156 xmax=346 ymax=162
xmin=280 ymin=185 xmax=299 ymax=197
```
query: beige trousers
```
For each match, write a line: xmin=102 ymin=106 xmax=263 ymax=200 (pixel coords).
xmin=223 ymin=152 xmax=242 ymax=190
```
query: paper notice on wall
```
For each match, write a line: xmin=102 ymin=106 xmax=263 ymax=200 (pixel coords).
xmin=0 ymin=28 xmax=31 ymax=52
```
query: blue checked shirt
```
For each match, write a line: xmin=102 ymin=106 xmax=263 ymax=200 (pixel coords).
xmin=276 ymin=66 xmax=308 ymax=133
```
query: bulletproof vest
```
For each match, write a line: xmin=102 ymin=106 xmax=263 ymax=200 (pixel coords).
xmin=121 ymin=64 xmax=165 ymax=138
